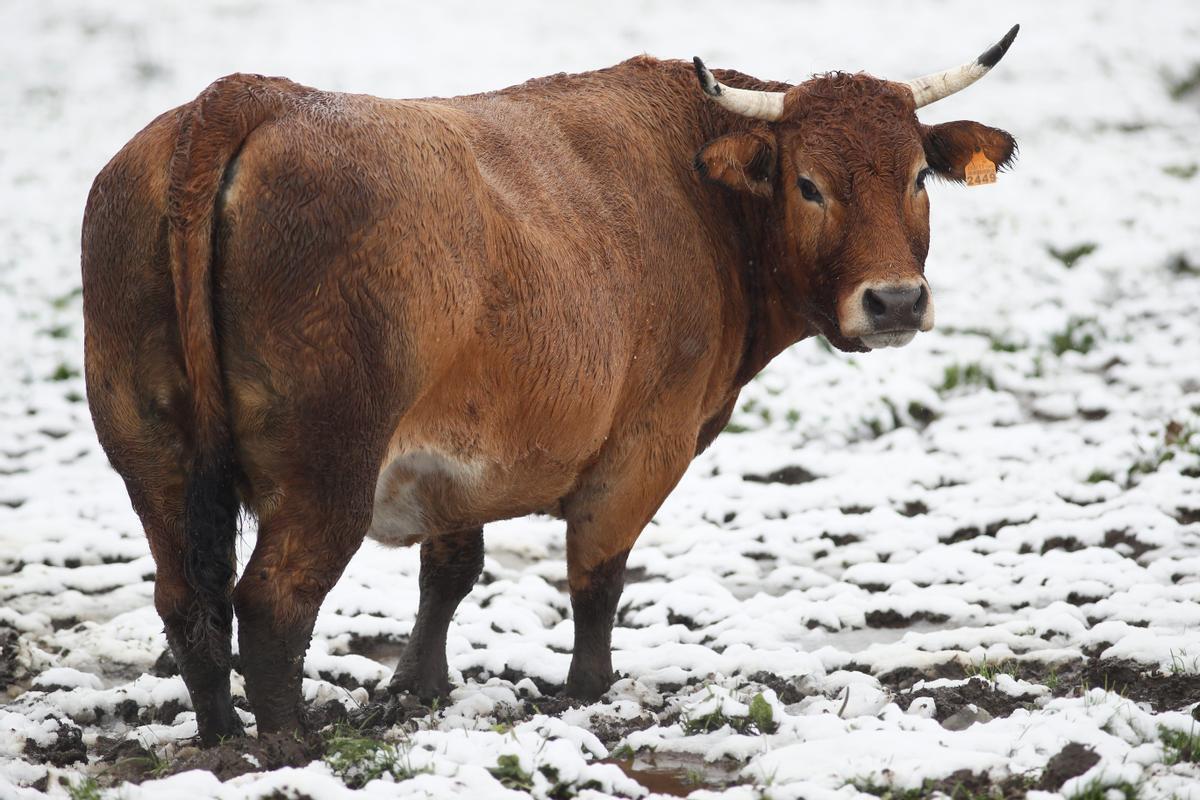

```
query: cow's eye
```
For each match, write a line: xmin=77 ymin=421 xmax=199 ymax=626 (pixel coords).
xmin=916 ymin=167 xmax=933 ymax=192
xmin=797 ymin=177 xmax=823 ymax=204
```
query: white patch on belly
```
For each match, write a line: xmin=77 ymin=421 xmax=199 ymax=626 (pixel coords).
xmin=366 ymin=449 xmax=484 ymax=546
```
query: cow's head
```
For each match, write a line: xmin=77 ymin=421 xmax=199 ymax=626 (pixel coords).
xmin=693 ymin=26 xmax=1018 ymax=351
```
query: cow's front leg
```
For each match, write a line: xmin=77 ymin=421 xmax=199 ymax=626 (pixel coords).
xmin=388 ymin=527 xmax=484 ymax=701
xmin=563 ymin=431 xmax=693 ymax=700
xmin=565 ymin=545 xmax=631 ymax=699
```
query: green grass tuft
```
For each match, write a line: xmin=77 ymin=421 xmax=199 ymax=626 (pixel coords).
xmin=1047 ymin=242 xmax=1098 ymax=268
xmin=1050 ymin=318 xmax=1099 ymax=356
xmin=940 ymin=362 xmax=995 ymax=393
xmin=1163 ymin=163 xmax=1198 ymax=179
xmin=1160 ymin=724 xmax=1200 ymax=765
xmin=967 ymin=658 xmax=1016 ymax=683
xmin=1166 ymin=63 xmax=1200 ymax=101
xmin=748 ymin=692 xmax=778 ymax=735
xmin=683 ymin=690 xmax=778 ymax=735
xmin=1066 ymin=777 xmax=1140 ymax=800
xmin=50 ymin=363 xmax=80 ymax=381
xmin=67 ymin=778 xmax=103 ymax=800
xmin=489 ymin=754 xmax=534 ymax=792
xmin=323 ymin=725 xmax=427 ymax=789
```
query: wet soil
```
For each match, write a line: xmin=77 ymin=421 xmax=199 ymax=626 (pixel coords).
xmin=97 ymin=732 xmax=324 ymax=784
xmin=894 ymin=676 xmax=1039 ymax=723
xmin=23 ymin=718 xmax=86 ymax=767
xmin=1037 ymin=742 xmax=1101 ymax=791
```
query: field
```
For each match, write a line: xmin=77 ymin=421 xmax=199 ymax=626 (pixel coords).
xmin=2 ymin=0 xmax=1200 ymax=797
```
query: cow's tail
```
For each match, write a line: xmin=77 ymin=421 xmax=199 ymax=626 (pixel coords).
xmin=166 ymin=74 xmax=306 ymax=651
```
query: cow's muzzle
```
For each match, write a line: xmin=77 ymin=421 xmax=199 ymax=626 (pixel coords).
xmin=839 ymin=279 xmax=935 ymax=349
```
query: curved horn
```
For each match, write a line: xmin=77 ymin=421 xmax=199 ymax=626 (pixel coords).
xmin=906 ymin=24 xmax=1020 ymax=108
xmin=692 ymin=57 xmax=784 ymax=121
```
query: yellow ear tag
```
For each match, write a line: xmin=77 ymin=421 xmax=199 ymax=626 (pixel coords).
xmin=964 ymin=149 xmax=997 ymax=187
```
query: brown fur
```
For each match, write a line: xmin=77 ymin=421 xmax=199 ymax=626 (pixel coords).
xmin=82 ymin=56 xmax=1015 ymax=738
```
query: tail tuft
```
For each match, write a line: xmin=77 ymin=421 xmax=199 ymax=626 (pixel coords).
xmin=182 ymin=451 xmax=240 ymax=658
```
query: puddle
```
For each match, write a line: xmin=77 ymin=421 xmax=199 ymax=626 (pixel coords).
xmin=601 ymin=753 xmax=743 ymax=797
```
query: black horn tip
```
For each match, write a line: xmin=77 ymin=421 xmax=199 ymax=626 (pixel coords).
xmin=977 ymin=24 xmax=1020 ymax=69
xmin=692 ymin=56 xmax=721 ymax=96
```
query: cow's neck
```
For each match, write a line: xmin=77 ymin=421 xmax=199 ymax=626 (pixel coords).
xmin=719 ymin=193 xmax=811 ymax=389
xmin=678 ymin=142 xmax=803 ymax=388
xmin=659 ymin=68 xmax=813 ymax=388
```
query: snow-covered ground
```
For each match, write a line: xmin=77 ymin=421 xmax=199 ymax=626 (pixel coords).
xmin=3 ymin=1 xmax=1200 ymax=798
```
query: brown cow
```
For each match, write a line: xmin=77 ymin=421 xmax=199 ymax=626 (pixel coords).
xmin=81 ymin=27 xmax=1018 ymax=743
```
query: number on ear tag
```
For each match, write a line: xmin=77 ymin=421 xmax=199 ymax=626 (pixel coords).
xmin=965 ymin=149 xmax=997 ymax=187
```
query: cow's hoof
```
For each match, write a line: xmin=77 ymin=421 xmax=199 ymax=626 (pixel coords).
xmin=196 ymin=704 xmax=245 ymax=747
xmin=563 ymin=672 xmax=613 ymax=702
xmin=387 ymin=663 xmax=450 ymax=703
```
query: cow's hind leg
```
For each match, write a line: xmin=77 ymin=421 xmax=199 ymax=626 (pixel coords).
xmin=387 ymin=527 xmax=484 ymax=701
xmin=148 ymin=513 xmax=244 ymax=744
xmin=233 ymin=495 xmax=371 ymax=735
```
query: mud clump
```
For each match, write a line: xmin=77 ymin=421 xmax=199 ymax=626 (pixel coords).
xmin=864 ymin=609 xmax=950 ymax=629
xmin=896 ymin=677 xmax=1037 ymax=723
xmin=1026 ymin=658 xmax=1200 ymax=711
xmin=743 ymin=465 xmax=819 ymax=485
xmin=163 ymin=732 xmax=323 ymax=781
xmin=746 ymin=671 xmax=811 ymax=704
xmin=150 ymin=648 xmax=179 ymax=678
xmin=873 ymin=660 xmax=968 ymax=691
xmin=24 ymin=718 xmax=87 ymax=767
xmin=1038 ymin=742 xmax=1100 ymax=790
xmin=589 ymin=710 xmax=660 ymax=748
xmin=0 ymin=623 xmax=24 ymax=688
xmin=1081 ymin=659 xmax=1200 ymax=711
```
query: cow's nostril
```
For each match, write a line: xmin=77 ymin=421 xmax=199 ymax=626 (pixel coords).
xmin=913 ymin=285 xmax=928 ymax=316
xmin=864 ymin=289 xmax=888 ymax=319
xmin=861 ymin=285 xmax=924 ymax=330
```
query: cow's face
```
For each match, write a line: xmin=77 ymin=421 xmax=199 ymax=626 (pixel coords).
xmin=696 ymin=75 xmax=1015 ymax=352
xmin=692 ymin=27 xmax=1018 ymax=351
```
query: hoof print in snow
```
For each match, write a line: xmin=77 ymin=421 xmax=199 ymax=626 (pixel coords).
xmin=1038 ymin=742 xmax=1101 ymax=791
xmin=24 ymin=718 xmax=87 ymax=767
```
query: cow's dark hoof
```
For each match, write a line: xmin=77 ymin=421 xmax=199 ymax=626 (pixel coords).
xmin=387 ymin=662 xmax=451 ymax=703
xmin=196 ymin=701 xmax=245 ymax=747
xmin=563 ymin=671 xmax=613 ymax=702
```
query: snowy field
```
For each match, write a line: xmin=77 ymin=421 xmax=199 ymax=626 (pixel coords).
xmin=3 ymin=0 xmax=1200 ymax=797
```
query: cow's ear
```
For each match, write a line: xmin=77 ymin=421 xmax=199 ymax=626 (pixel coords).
xmin=922 ymin=121 xmax=1016 ymax=182
xmin=694 ymin=130 xmax=777 ymax=197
